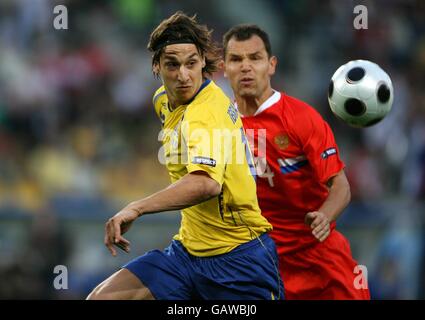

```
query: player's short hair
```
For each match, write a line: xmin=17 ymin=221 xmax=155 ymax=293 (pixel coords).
xmin=148 ymin=11 xmax=220 ymax=77
xmin=223 ymin=24 xmax=272 ymax=58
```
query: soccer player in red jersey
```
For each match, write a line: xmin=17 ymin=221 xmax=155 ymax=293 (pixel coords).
xmin=222 ymin=24 xmax=370 ymax=300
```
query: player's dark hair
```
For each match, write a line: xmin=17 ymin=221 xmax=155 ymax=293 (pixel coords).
xmin=223 ymin=24 xmax=272 ymax=58
xmin=148 ymin=11 xmax=220 ymax=78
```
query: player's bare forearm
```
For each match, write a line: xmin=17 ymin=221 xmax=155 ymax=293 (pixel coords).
xmin=319 ymin=169 xmax=351 ymax=222
xmin=127 ymin=171 xmax=221 ymax=216
xmin=104 ymin=171 xmax=221 ymax=256
xmin=305 ymin=170 xmax=350 ymax=242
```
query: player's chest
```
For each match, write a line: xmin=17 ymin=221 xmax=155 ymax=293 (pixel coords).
xmin=161 ymin=106 xmax=185 ymax=142
xmin=242 ymin=115 xmax=301 ymax=159
xmin=161 ymin=104 xmax=185 ymax=128
xmin=159 ymin=106 xmax=188 ymax=171
xmin=242 ymin=115 xmax=308 ymax=183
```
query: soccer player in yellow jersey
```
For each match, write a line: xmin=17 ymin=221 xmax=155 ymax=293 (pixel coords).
xmin=87 ymin=12 xmax=283 ymax=300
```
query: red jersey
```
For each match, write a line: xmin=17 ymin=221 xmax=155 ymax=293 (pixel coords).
xmin=240 ymin=91 xmax=345 ymax=255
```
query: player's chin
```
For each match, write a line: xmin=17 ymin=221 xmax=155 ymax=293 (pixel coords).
xmin=177 ymin=90 xmax=195 ymax=103
xmin=238 ymin=88 xmax=257 ymax=98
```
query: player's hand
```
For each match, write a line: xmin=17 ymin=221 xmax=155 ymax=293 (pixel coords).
xmin=104 ymin=206 xmax=140 ymax=256
xmin=304 ymin=211 xmax=330 ymax=242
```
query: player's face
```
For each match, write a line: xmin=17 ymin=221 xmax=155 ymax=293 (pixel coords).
xmin=156 ymin=44 xmax=205 ymax=108
xmin=224 ymin=35 xmax=276 ymax=100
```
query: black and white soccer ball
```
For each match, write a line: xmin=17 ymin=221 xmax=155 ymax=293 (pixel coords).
xmin=328 ymin=60 xmax=394 ymax=128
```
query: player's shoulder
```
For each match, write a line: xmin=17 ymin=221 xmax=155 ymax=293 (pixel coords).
xmin=153 ymin=85 xmax=167 ymax=116
xmin=187 ymin=79 xmax=231 ymax=117
xmin=282 ymin=92 xmax=324 ymax=122
xmin=191 ymin=79 xmax=229 ymax=106
xmin=153 ymin=85 xmax=167 ymax=105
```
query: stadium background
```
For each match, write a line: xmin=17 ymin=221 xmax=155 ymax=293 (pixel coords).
xmin=0 ymin=0 xmax=424 ymax=299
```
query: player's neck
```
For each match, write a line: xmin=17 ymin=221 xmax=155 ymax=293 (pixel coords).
xmin=168 ymin=99 xmax=178 ymax=110
xmin=167 ymin=78 xmax=206 ymax=110
xmin=168 ymin=96 xmax=190 ymax=110
xmin=235 ymin=88 xmax=274 ymax=117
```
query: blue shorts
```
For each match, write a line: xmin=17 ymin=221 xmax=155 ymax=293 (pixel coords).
xmin=123 ymin=233 xmax=284 ymax=300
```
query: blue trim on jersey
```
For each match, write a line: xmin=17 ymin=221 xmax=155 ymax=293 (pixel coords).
xmin=185 ymin=78 xmax=211 ymax=105
xmin=153 ymin=90 xmax=166 ymax=106
xmin=153 ymin=79 xmax=211 ymax=108
xmin=198 ymin=78 xmax=211 ymax=92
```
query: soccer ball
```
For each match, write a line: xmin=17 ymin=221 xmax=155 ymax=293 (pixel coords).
xmin=328 ymin=60 xmax=394 ymax=128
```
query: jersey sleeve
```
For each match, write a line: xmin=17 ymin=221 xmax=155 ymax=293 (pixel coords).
xmin=152 ymin=86 xmax=167 ymax=119
xmin=291 ymin=106 xmax=345 ymax=184
xmin=182 ymin=106 xmax=228 ymax=186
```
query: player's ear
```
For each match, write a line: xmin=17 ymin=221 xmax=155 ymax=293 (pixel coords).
xmin=201 ymin=56 xmax=206 ymax=69
xmin=269 ymin=55 xmax=277 ymax=76
xmin=219 ymin=60 xmax=227 ymax=77
xmin=153 ymin=62 xmax=160 ymax=76
xmin=218 ymin=59 xmax=225 ymax=73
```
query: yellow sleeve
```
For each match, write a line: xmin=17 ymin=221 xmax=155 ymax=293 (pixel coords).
xmin=182 ymin=107 xmax=229 ymax=186
xmin=152 ymin=86 xmax=166 ymax=118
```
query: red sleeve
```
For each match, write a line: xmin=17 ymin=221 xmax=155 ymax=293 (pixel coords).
xmin=290 ymin=104 xmax=345 ymax=184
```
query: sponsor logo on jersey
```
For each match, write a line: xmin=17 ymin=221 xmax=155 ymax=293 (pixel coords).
xmin=192 ymin=156 xmax=217 ymax=167
xmin=274 ymin=134 xmax=289 ymax=150
xmin=321 ymin=147 xmax=337 ymax=159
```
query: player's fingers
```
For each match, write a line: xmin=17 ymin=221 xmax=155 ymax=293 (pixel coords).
xmin=113 ymin=231 xmax=130 ymax=251
xmin=315 ymin=224 xmax=330 ymax=241
xmin=318 ymin=228 xmax=330 ymax=242
xmin=104 ymin=222 xmax=117 ymax=256
xmin=107 ymin=219 xmax=116 ymax=243
xmin=116 ymin=239 xmax=131 ymax=251
xmin=304 ymin=212 xmax=317 ymax=226
xmin=115 ymin=241 xmax=130 ymax=253
xmin=104 ymin=233 xmax=116 ymax=256
xmin=111 ymin=221 xmax=131 ymax=253
xmin=310 ymin=213 xmax=327 ymax=229
xmin=117 ymin=236 xmax=131 ymax=246
xmin=108 ymin=218 xmax=132 ymax=253
xmin=314 ymin=220 xmax=328 ymax=234
xmin=111 ymin=218 xmax=126 ymax=244
xmin=312 ymin=219 xmax=328 ymax=236
xmin=310 ymin=217 xmax=323 ymax=229
xmin=116 ymin=239 xmax=130 ymax=253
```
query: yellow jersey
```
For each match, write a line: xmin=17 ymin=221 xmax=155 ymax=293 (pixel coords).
xmin=153 ymin=79 xmax=272 ymax=256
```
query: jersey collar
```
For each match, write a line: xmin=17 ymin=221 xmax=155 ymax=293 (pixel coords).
xmin=236 ymin=90 xmax=281 ymax=117
xmin=168 ymin=78 xmax=212 ymax=111
xmin=185 ymin=78 xmax=211 ymax=105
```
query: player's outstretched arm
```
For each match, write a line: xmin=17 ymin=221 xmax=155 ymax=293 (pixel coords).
xmin=304 ymin=169 xmax=351 ymax=242
xmin=104 ymin=171 xmax=221 ymax=256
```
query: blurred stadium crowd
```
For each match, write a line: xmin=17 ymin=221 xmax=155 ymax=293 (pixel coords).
xmin=0 ymin=0 xmax=424 ymax=299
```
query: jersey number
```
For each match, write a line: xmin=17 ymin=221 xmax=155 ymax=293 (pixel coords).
xmin=254 ymin=156 xmax=275 ymax=187
xmin=240 ymin=128 xmax=256 ymax=179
